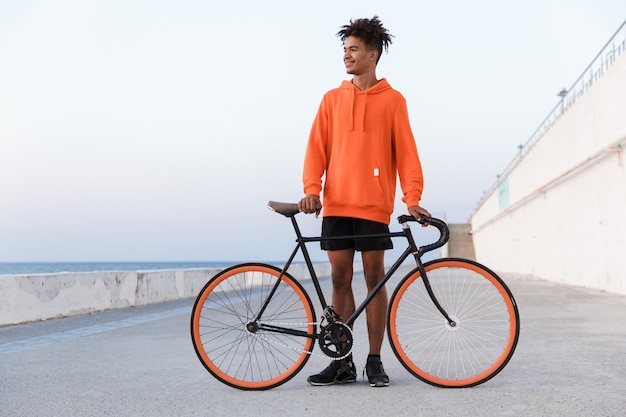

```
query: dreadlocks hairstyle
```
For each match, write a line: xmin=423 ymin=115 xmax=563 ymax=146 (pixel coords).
xmin=336 ymin=15 xmax=394 ymax=63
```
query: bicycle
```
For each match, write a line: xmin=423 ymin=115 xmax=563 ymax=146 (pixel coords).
xmin=190 ymin=201 xmax=520 ymax=390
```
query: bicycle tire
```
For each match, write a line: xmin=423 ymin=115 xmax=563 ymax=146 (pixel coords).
xmin=190 ymin=263 xmax=316 ymax=390
xmin=387 ymin=258 xmax=520 ymax=388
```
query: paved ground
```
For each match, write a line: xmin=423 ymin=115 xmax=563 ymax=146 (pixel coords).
xmin=1 ymin=272 xmax=625 ymax=417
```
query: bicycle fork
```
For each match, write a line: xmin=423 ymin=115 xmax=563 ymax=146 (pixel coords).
xmin=415 ymin=258 xmax=456 ymax=327
xmin=404 ymin=222 xmax=457 ymax=328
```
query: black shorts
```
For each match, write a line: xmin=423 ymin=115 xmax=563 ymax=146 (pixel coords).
xmin=321 ymin=217 xmax=393 ymax=252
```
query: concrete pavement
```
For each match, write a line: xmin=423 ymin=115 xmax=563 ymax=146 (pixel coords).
xmin=1 ymin=272 xmax=625 ymax=416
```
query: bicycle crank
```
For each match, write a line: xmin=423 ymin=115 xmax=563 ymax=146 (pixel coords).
xmin=318 ymin=321 xmax=353 ymax=359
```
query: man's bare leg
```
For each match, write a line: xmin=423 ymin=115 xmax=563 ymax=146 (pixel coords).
xmin=327 ymin=248 xmax=356 ymax=321
xmin=361 ymin=249 xmax=390 ymax=386
xmin=361 ymin=250 xmax=387 ymax=355
xmin=307 ymin=248 xmax=357 ymax=386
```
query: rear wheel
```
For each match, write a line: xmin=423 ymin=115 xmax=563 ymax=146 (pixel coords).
xmin=387 ymin=258 xmax=520 ymax=387
xmin=190 ymin=263 xmax=316 ymax=390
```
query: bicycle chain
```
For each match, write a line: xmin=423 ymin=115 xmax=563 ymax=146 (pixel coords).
xmin=252 ymin=321 xmax=354 ymax=360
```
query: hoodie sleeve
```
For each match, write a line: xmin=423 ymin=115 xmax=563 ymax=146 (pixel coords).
xmin=302 ymin=99 xmax=329 ymax=197
xmin=393 ymin=99 xmax=424 ymax=208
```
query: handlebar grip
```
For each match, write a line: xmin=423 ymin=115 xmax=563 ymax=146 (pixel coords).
xmin=397 ymin=214 xmax=450 ymax=254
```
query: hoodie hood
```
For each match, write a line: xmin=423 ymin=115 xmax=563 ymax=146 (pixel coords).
xmin=340 ymin=78 xmax=392 ymax=131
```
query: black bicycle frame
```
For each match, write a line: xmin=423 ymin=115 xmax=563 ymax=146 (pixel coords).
xmin=253 ymin=214 xmax=454 ymax=337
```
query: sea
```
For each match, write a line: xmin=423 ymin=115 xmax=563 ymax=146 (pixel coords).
xmin=0 ymin=261 xmax=252 ymax=276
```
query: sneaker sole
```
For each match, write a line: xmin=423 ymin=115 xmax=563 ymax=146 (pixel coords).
xmin=307 ymin=377 xmax=357 ymax=386
xmin=369 ymin=380 xmax=390 ymax=387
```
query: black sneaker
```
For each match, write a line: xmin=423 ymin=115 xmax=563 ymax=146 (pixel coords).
xmin=307 ymin=358 xmax=357 ymax=386
xmin=365 ymin=357 xmax=389 ymax=387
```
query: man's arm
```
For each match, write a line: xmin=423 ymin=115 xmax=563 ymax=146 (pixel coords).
xmin=301 ymin=100 xmax=329 ymax=216
xmin=394 ymin=99 xmax=425 ymax=210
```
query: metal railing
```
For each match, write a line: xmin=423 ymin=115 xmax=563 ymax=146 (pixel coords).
xmin=472 ymin=19 xmax=626 ymax=215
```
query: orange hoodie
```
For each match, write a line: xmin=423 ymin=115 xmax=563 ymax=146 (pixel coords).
xmin=303 ymin=79 xmax=424 ymax=224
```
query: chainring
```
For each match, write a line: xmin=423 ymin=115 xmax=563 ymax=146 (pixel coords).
xmin=318 ymin=321 xmax=354 ymax=359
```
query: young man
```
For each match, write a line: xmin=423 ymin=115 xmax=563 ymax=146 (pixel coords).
xmin=298 ymin=16 xmax=430 ymax=387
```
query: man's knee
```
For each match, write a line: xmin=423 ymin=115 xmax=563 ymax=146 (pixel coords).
xmin=329 ymin=250 xmax=355 ymax=282
xmin=363 ymin=272 xmax=384 ymax=289
xmin=331 ymin=267 xmax=353 ymax=291
xmin=362 ymin=251 xmax=385 ymax=286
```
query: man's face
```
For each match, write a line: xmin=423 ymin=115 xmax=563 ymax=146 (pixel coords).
xmin=343 ymin=36 xmax=377 ymax=75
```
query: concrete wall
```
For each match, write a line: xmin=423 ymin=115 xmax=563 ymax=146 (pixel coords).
xmin=0 ymin=263 xmax=340 ymax=326
xmin=470 ymin=50 xmax=626 ymax=295
xmin=445 ymin=224 xmax=476 ymax=260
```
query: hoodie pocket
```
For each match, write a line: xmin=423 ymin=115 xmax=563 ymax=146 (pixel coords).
xmin=325 ymin=160 xmax=386 ymax=207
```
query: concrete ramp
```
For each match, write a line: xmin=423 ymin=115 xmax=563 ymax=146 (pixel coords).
xmin=469 ymin=21 xmax=626 ymax=295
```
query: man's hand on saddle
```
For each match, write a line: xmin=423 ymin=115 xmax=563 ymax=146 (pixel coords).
xmin=298 ymin=195 xmax=322 ymax=218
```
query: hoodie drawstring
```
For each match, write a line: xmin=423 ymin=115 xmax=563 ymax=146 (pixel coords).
xmin=345 ymin=78 xmax=389 ymax=132
xmin=361 ymin=93 xmax=367 ymax=132
xmin=350 ymin=88 xmax=355 ymax=131
xmin=349 ymin=89 xmax=367 ymax=131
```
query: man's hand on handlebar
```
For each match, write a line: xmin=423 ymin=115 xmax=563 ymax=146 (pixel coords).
xmin=408 ymin=205 xmax=431 ymax=226
xmin=298 ymin=195 xmax=322 ymax=218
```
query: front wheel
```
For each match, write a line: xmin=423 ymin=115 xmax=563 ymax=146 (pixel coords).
xmin=190 ymin=263 xmax=316 ymax=390
xmin=387 ymin=258 xmax=520 ymax=388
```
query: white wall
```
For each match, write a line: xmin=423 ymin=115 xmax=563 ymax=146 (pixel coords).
xmin=0 ymin=263 xmax=341 ymax=326
xmin=470 ymin=52 xmax=626 ymax=295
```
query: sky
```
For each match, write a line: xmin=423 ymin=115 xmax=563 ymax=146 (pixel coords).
xmin=1 ymin=0 xmax=625 ymax=262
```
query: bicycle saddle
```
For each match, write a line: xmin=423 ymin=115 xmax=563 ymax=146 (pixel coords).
xmin=267 ymin=201 xmax=300 ymax=217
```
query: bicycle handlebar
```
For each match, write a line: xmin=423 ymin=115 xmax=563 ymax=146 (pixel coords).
xmin=397 ymin=214 xmax=450 ymax=254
